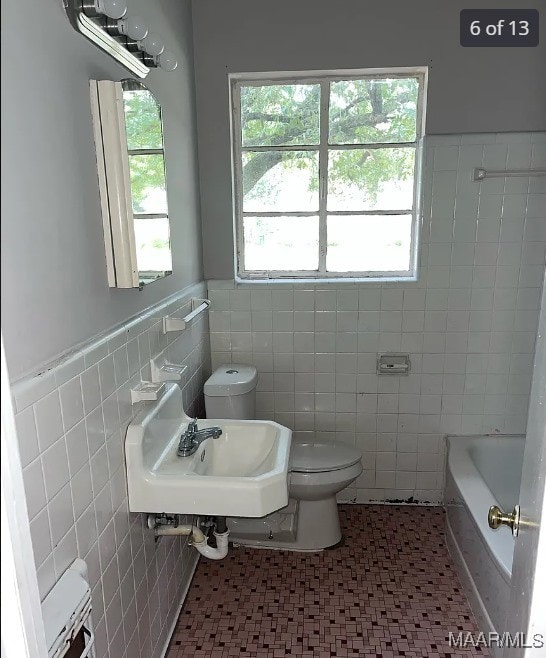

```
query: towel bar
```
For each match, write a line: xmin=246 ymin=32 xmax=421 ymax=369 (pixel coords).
xmin=162 ymin=298 xmax=211 ymax=333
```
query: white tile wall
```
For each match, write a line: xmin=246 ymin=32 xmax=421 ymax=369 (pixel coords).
xmin=208 ymin=132 xmax=546 ymax=505
xmin=12 ymin=282 xmax=211 ymax=658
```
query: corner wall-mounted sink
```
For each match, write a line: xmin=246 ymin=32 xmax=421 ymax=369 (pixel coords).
xmin=125 ymin=383 xmax=291 ymax=517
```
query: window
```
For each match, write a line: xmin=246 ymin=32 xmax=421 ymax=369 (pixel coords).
xmin=231 ymin=69 xmax=426 ymax=281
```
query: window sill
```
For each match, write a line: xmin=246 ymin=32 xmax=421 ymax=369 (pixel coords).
xmin=235 ymin=275 xmax=418 ymax=285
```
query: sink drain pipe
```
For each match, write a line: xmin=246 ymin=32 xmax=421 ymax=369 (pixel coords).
xmin=148 ymin=514 xmax=229 ymax=560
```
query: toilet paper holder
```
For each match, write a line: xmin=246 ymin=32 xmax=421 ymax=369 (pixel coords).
xmin=377 ymin=353 xmax=410 ymax=375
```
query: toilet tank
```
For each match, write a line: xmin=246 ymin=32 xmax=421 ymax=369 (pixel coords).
xmin=204 ymin=364 xmax=258 ymax=420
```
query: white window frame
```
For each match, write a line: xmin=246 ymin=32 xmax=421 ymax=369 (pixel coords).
xmin=230 ymin=67 xmax=428 ymax=282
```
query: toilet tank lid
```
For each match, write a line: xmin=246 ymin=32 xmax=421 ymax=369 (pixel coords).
xmin=290 ymin=441 xmax=362 ymax=473
xmin=204 ymin=364 xmax=258 ymax=396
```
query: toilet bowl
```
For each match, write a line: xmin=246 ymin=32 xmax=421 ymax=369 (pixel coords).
xmin=287 ymin=440 xmax=362 ymax=549
xmin=204 ymin=364 xmax=363 ymax=550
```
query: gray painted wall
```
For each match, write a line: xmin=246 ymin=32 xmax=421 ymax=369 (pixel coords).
xmin=1 ymin=0 xmax=201 ymax=380
xmin=191 ymin=0 xmax=546 ymax=279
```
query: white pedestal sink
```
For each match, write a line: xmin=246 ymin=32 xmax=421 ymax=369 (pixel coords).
xmin=125 ymin=383 xmax=292 ymax=517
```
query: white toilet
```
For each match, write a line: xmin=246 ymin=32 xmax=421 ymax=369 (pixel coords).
xmin=204 ymin=364 xmax=363 ymax=550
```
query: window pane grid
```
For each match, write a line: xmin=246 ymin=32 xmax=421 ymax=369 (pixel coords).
xmin=241 ymin=145 xmax=320 ymax=153
xmin=127 ymin=148 xmax=164 ymax=156
xmin=242 ymin=210 xmax=412 ymax=217
xmin=327 ymin=141 xmax=417 ymax=150
xmin=240 ymin=142 xmax=417 ymax=153
xmin=242 ymin=211 xmax=319 ymax=217
xmin=234 ymin=71 xmax=424 ymax=278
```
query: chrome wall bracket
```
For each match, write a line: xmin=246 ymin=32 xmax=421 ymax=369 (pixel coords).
xmin=63 ymin=0 xmax=150 ymax=78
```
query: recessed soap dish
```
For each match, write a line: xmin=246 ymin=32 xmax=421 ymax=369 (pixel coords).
xmin=130 ymin=382 xmax=166 ymax=404
xmin=150 ymin=351 xmax=188 ymax=383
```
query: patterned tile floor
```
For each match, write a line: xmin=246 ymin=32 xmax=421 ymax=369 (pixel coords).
xmin=167 ymin=506 xmax=490 ymax=657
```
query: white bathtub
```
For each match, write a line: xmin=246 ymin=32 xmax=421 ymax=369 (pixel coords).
xmin=445 ymin=435 xmax=525 ymax=640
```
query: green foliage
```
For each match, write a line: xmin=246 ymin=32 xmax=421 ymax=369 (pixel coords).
xmin=128 ymin=154 xmax=166 ymax=213
xmin=241 ymin=84 xmax=320 ymax=147
xmin=123 ymin=89 xmax=166 ymax=212
xmin=329 ymin=78 xmax=418 ymax=144
xmin=328 ymin=148 xmax=414 ymax=205
xmin=123 ymin=89 xmax=163 ymax=149
xmin=241 ymin=78 xmax=418 ymax=204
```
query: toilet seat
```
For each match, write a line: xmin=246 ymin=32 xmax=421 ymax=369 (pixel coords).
xmin=290 ymin=441 xmax=361 ymax=473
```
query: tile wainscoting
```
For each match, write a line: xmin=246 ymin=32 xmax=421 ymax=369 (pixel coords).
xmin=208 ymin=132 xmax=546 ymax=506
xmin=11 ymin=281 xmax=211 ymax=658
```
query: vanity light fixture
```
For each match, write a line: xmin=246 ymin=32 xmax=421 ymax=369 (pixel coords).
xmin=63 ymin=0 xmax=177 ymax=77
xmin=138 ymin=33 xmax=164 ymax=57
xmin=157 ymin=50 xmax=178 ymax=72
xmin=117 ymin=15 xmax=148 ymax=41
xmin=88 ymin=0 xmax=128 ymax=20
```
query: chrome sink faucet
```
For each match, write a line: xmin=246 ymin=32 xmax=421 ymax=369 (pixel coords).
xmin=177 ymin=418 xmax=222 ymax=457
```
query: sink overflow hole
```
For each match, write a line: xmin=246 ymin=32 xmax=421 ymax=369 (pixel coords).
xmin=226 ymin=369 xmax=239 ymax=374
xmin=201 ymin=450 xmax=206 ymax=462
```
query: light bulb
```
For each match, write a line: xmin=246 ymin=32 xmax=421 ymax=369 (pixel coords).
xmin=139 ymin=33 xmax=164 ymax=57
xmin=94 ymin=0 xmax=127 ymax=20
xmin=117 ymin=15 xmax=148 ymax=41
xmin=158 ymin=50 xmax=178 ymax=71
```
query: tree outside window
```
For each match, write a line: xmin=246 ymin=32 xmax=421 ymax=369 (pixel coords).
xmin=232 ymin=70 xmax=426 ymax=280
